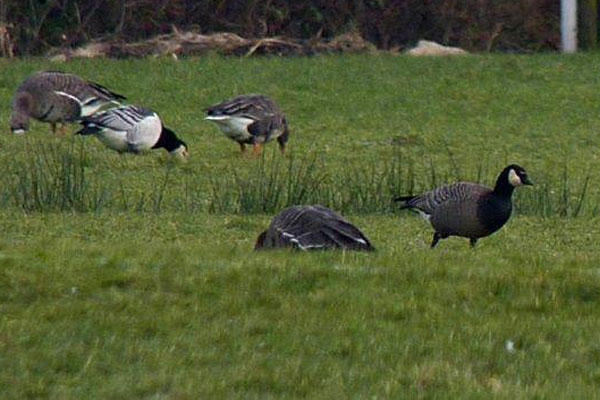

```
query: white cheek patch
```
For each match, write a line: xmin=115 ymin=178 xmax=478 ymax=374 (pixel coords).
xmin=170 ymin=146 xmax=189 ymax=159
xmin=508 ymin=169 xmax=523 ymax=187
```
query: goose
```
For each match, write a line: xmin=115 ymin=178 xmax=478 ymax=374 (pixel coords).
xmin=75 ymin=105 xmax=188 ymax=159
xmin=255 ymin=205 xmax=375 ymax=251
xmin=10 ymin=70 xmax=125 ymax=134
xmin=395 ymin=164 xmax=533 ymax=248
xmin=205 ymin=94 xmax=289 ymax=155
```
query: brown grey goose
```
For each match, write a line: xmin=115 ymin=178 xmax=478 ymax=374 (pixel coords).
xmin=10 ymin=70 xmax=125 ymax=135
xmin=76 ymin=105 xmax=188 ymax=159
xmin=205 ymin=94 xmax=289 ymax=156
xmin=395 ymin=164 xmax=533 ymax=248
xmin=255 ymin=205 xmax=375 ymax=251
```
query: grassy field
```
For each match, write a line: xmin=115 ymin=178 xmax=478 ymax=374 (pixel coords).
xmin=1 ymin=53 xmax=600 ymax=398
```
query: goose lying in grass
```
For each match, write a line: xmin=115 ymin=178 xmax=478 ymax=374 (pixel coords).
xmin=10 ymin=70 xmax=125 ymax=135
xmin=395 ymin=164 xmax=533 ymax=248
xmin=255 ymin=205 xmax=375 ymax=251
xmin=205 ymin=94 xmax=289 ymax=156
xmin=76 ymin=105 xmax=188 ymax=159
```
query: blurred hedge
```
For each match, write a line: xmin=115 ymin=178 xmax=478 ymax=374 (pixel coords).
xmin=0 ymin=0 xmax=560 ymax=56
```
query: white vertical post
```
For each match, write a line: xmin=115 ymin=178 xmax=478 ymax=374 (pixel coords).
xmin=561 ymin=0 xmax=577 ymax=53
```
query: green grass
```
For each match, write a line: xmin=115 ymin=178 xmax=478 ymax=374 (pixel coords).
xmin=1 ymin=53 xmax=600 ymax=398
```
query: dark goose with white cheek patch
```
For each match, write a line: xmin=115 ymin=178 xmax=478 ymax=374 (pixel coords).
xmin=395 ymin=164 xmax=533 ymax=248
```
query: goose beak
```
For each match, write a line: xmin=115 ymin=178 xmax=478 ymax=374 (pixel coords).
xmin=523 ymin=177 xmax=533 ymax=186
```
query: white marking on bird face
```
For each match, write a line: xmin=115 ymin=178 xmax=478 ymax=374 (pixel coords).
xmin=508 ymin=169 xmax=523 ymax=187
xmin=12 ymin=129 xmax=26 ymax=135
xmin=170 ymin=146 xmax=189 ymax=159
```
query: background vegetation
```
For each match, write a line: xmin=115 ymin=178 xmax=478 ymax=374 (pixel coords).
xmin=1 ymin=0 xmax=561 ymax=56
xmin=1 ymin=53 xmax=600 ymax=397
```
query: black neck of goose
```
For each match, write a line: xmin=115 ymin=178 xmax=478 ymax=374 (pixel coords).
xmin=153 ymin=126 xmax=183 ymax=152
xmin=493 ymin=169 xmax=515 ymax=198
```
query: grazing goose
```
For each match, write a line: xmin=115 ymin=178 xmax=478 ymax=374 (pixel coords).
xmin=10 ymin=70 xmax=125 ymax=134
xmin=395 ymin=164 xmax=533 ymax=248
xmin=255 ymin=205 xmax=375 ymax=251
xmin=76 ymin=105 xmax=188 ymax=159
xmin=205 ymin=94 xmax=289 ymax=155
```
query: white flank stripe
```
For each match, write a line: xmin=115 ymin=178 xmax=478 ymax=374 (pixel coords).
xmin=415 ymin=210 xmax=431 ymax=221
xmin=54 ymin=90 xmax=83 ymax=106
xmin=205 ymin=115 xmax=229 ymax=121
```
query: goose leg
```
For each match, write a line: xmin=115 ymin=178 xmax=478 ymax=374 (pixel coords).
xmin=252 ymin=143 xmax=263 ymax=157
xmin=58 ymin=123 xmax=68 ymax=135
xmin=50 ymin=123 xmax=57 ymax=134
xmin=431 ymin=232 xmax=441 ymax=248
xmin=277 ymin=137 xmax=286 ymax=154
xmin=238 ymin=142 xmax=246 ymax=153
xmin=469 ymin=238 xmax=478 ymax=248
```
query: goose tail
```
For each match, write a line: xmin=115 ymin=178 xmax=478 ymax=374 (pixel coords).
xmin=88 ymin=81 xmax=127 ymax=101
xmin=394 ymin=195 xmax=416 ymax=209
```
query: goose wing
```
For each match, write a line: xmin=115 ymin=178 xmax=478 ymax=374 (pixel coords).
xmin=85 ymin=81 xmax=126 ymax=102
xmin=81 ymin=105 xmax=158 ymax=138
xmin=206 ymin=94 xmax=280 ymax=121
xmin=77 ymin=105 xmax=162 ymax=152
xmin=260 ymin=205 xmax=374 ymax=251
xmin=399 ymin=182 xmax=490 ymax=216
xmin=80 ymin=105 xmax=143 ymax=130
xmin=40 ymin=71 xmax=125 ymax=116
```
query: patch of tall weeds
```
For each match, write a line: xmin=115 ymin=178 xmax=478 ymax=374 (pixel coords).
xmin=4 ymin=140 xmax=109 ymax=212
xmin=0 ymin=139 xmax=178 ymax=214
xmin=2 ymin=141 xmax=597 ymax=218
xmin=518 ymin=165 xmax=593 ymax=218
xmin=208 ymin=152 xmax=598 ymax=218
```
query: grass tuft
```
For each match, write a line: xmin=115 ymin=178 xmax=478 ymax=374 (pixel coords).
xmin=518 ymin=165 xmax=593 ymax=218
xmin=5 ymin=139 xmax=108 ymax=213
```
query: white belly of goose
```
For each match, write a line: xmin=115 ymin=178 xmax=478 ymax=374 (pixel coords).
xmin=96 ymin=112 xmax=162 ymax=153
xmin=96 ymin=129 xmax=130 ymax=152
xmin=205 ymin=115 xmax=254 ymax=142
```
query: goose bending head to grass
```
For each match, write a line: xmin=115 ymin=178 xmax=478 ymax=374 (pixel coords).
xmin=395 ymin=164 xmax=533 ymax=248
xmin=76 ymin=105 xmax=188 ymax=159
xmin=10 ymin=70 xmax=125 ymax=135
xmin=255 ymin=205 xmax=375 ymax=251
xmin=205 ymin=94 xmax=289 ymax=156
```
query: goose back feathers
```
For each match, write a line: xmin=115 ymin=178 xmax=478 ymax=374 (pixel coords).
xmin=396 ymin=164 xmax=532 ymax=248
xmin=255 ymin=205 xmax=375 ymax=251
xmin=205 ymin=94 xmax=289 ymax=155
xmin=10 ymin=71 xmax=125 ymax=134
xmin=76 ymin=105 xmax=188 ymax=158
